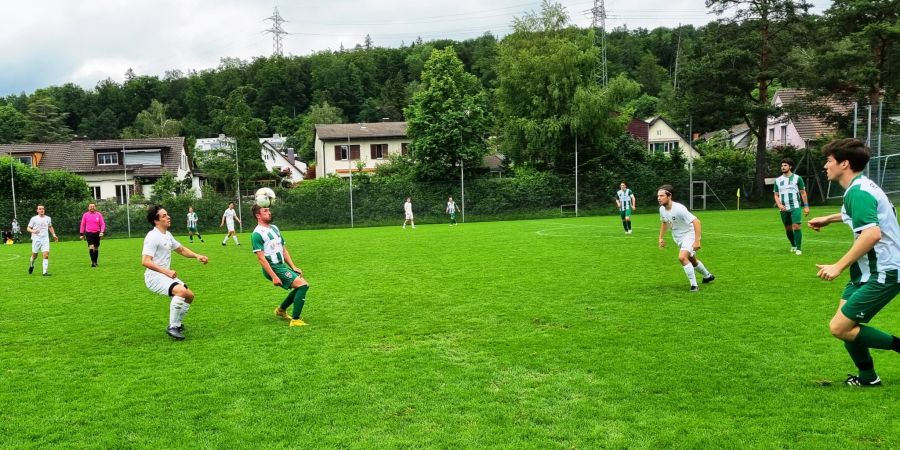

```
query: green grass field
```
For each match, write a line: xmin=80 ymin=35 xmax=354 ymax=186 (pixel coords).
xmin=2 ymin=208 xmax=899 ymax=448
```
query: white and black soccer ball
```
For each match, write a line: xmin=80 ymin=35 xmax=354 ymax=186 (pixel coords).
xmin=255 ymin=187 xmax=277 ymax=207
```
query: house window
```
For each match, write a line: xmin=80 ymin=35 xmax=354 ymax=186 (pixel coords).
xmin=97 ymin=152 xmax=119 ymax=166
xmin=115 ymin=185 xmax=130 ymax=205
xmin=91 ymin=186 xmax=101 ymax=200
xmin=370 ymin=144 xmax=388 ymax=159
xmin=768 ymin=128 xmax=775 ymax=144
xmin=334 ymin=145 xmax=360 ymax=161
xmin=651 ymin=141 xmax=679 ymax=154
xmin=780 ymin=124 xmax=788 ymax=145
xmin=401 ymin=143 xmax=409 ymax=156
xmin=15 ymin=155 xmax=33 ymax=166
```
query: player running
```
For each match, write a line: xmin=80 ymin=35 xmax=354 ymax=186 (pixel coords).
xmin=657 ymin=185 xmax=715 ymax=292
xmin=220 ymin=202 xmax=241 ymax=246
xmin=27 ymin=204 xmax=58 ymax=276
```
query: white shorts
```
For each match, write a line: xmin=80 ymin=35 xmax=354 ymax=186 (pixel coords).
xmin=32 ymin=238 xmax=49 ymax=253
xmin=674 ymin=234 xmax=696 ymax=257
xmin=226 ymin=220 xmax=235 ymax=232
xmin=405 ymin=212 xmax=414 ymax=220
xmin=145 ymin=271 xmax=185 ymax=296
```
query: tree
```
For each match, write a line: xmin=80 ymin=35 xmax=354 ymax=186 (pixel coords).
xmin=286 ymin=101 xmax=344 ymax=163
xmin=404 ymin=47 xmax=491 ymax=180
xmin=79 ymin=108 xmax=120 ymax=139
xmin=0 ymin=105 xmax=26 ymax=143
xmin=200 ymin=87 xmax=268 ymax=193
xmin=22 ymin=96 xmax=72 ymax=143
xmin=125 ymin=99 xmax=181 ymax=138
xmin=703 ymin=0 xmax=811 ymax=197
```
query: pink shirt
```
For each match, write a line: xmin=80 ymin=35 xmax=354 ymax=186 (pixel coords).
xmin=80 ymin=211 xmax=106 ymax=234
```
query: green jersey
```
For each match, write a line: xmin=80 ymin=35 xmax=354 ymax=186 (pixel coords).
xmin=251 ymin=224 xmax=286 ymax=265
xmin=842 ymin=174 xmax=900 ymax=283
xmin=774 ymin=174 xmax=806 ymax=210
xmin=616 ymin=189 xmax=634 ymax=211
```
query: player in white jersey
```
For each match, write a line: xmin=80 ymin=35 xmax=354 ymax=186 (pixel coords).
xmin=220 ymin=202 xmax=241 ymax=246
xmin=27 ymin=204 xmax=58 ymax=276
xmin=142 ymin=205 xmax=209 ymax=340
xmin=446 ymin=196 xmax=459 ymax=226
xmin=616 ymin=182 xmax=636 ymax=234
xmin=402 ymin=197 xmax=415 ymax=229
xmin=773 ymin=158 xmax=810 ymax=255
xmin=808 ymin=139 xmax=900 ymax=387
xmin=657 ymin=185 xmax=715 ymax=292
xmin=186 ymin=206 xmax=204 ymax=243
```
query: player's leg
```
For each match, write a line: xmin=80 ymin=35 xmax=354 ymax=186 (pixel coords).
xmin=678 ymin=249 xmax=698 ymax=290
xmin=29 ymin=242 xmax=37 ymax=273
xmin=625 ymin=210 xmax=632 ymax=233
xmin=781 ymin=211 xmax=796 ymax=251
xmin=288 ymin=277 xmax=310 ymax=326
xmin=620 ymin=211 xmax=628 ymax=232
xmin=222 ymin=230 xmax=230 ymax=245
xmin=41 ymin=249 xmax=50 ymax=275
xmin=791 ymin=208 xmax=803 ymax=254
xmin=168 ymin=282 xmax=194 ymax=339
xmin=188 ymin=230 xmax=194 ymax=243
xmin=831 ymin=282 xmax=900 ymax=386
xmin=688 ymin=254 xmax=714 ymax=282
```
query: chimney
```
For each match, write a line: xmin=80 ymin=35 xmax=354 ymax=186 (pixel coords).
xmin=287 ymin=148 xmax=296 ymax=167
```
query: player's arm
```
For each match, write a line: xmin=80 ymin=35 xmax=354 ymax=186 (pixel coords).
xmin=800 ymin=189 xmax=810 ymax=216
xmin=99 ymin=214 xmax=106 ymax=236
xmin=142 ymin=255 xmax=176 ymax=278
xmin=49 ymin=225 xmax=58 ymax=241
xmin=807 ymin=213 xmax=843 ymax=231
xmin=691 ymin=218 xmax=702 ymax=250
xmin=630 ymin=195 xmax=636 ymax=210
xmin=816 ymin=226 xmax=881 ymax=281
xmin=79 ymin=214 xmax=86 ymax=239
xmin=658 ymin=222 xmax=667 ymax=248
xmin=773 ymin=191 xmax=785 ymax=211
xmin=235 ymin=215 xmax=242 ymax=224
xmin=254 ymin=251 xmax=281 ymax=286
xmin=220 ymin=213 xmax=225 ymax=227
xmin=282 ymin=246 xmax=302 ymax=274
xmin=174 ymin=245 xmax=209 ymax=264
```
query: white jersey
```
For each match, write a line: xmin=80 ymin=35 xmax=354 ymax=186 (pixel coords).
xmin=404 ymin=201 xmax=413 ymax=214
xmin=187 ymin=212 xmax=199 ymax=228
xmin=223 ymin=208 xmax=236 ymax=224
xmin=660 ymin=201 xmax=697 ymax=242
xmin=616 ymin=189 xmax=634 ymax=211
xmin=28 ymin=215 xmax=52 ymax=241
xmin=11 ymin=221 xmax=20 ymax=233
xmin=447 ymin=201 xmax=457 ymax=214
xmin=142 ymin=227 xmax=182 ymax=276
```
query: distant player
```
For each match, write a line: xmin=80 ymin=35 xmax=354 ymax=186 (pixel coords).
xmin=186 ymin=206 xmax=204 ymax=243
xmin=142 ymin=205 xmax=209 ymax=340
xmin=616 ymin=182 xmax=636 ymax=234
xmin=774 ymin=158 xmax=810 ymax=255
xmin=808 ymin=139 xmax=900 ymax=387
xmin=220 ymin=202 xmax=241 ymax=246
xmin=402 ymin=197 xmax=415 ymax=229
xmin=27 ymin=204 xmax=58 ymax=276
xmin=251 ymin=204 xmax=310 ymax=327
xmin=657 ymin=185 xmax=715 ymax=291
xmin=79 ymin=203 xmax=106 ymax=267
xmin=11 ymin=217 xmax=20 ymax=243
xmin=446 ymin=196 xmax=459 ymax=226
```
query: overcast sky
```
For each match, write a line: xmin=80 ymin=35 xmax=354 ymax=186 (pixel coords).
xmin=0 ymin=0 xmax=831 ymax=97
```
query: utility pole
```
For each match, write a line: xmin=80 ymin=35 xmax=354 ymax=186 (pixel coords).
xmin=591 ymin=0 xmax=608 ymax=86
xmin=264 ymin=6 xmax=289 ymax=57
xmin=673 ymin=25 xmax=682 ymax=90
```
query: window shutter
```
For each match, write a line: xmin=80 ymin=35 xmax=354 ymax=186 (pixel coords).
xmin=334 ymin=146 xmax=342 ymax=160
xmin=401 ymin=143 xmax=408 ymax=156
xmin=351 ymin=145 xmax=360 ymax=160
xmin=370 ymin=144 xmax=377 ymax=159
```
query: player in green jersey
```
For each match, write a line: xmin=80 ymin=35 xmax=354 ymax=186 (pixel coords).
xmin=616 ymin=182 xmax=636 ymax=234
xmin=808 ymin=139 xmax=900 ymax=387
xmin=773 ymin=158 xmax=810 ymax=255
xmin=251 ymin=204 xmax=310 ymax=327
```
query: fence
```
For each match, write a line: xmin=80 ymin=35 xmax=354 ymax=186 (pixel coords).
xmin=828 ymin=100 xmax=900 ymax=198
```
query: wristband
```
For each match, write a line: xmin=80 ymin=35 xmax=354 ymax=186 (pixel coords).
xmin=803 ymin=204 xmax=809 ymax=207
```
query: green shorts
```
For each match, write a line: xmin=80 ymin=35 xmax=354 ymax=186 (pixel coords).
xmin=780 ymin=208 xmax=802 ymax=226
xmin=188 ymin=226 xmax=198 ymax=233
xmin=263 ymin=262 xmax=300 ymax=290
xmin=620 ymin=209 xmax=632 ymax=219
xmin=450 ymin=212 xmax=457 ymax=220
xmin=840 ymin=273 xmax=900 ymax=323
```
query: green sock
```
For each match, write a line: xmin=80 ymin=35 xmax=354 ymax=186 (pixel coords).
xmin=793 ymin=229 xmax=802 ymax=250
xmin=279 ymin=291 xmax=294 ymax=311
xmin=856 ymin=325 xmax=894 ymax=350
xmin=785 ymin=229 xmax=795 ymax=246
xmin=844 ymin=341 xmax=877 ymax=383
xmin=292 ymin=285 xmax=309 ymax=319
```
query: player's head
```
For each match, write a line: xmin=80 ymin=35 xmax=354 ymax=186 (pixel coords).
xmin=779 ymin=158 xmax=795 ymax=174
xmin=448 ymin=196 xmax=453 ymax=201
xmin=657 ymin=185 xmax=674 ymax=206
xmin=252 ymin=204 xmax=272 ymax=224
xmin=88 ymin=203 xmax=97 ymax=212
xmin=147 ymin=205 xmax=171 ymax=228
xmin=188 ymin=206 xmax=194 ymax=212
xmin=620 ymin=182 xmax=627 ymax=190
xmin=228 ymin=202 xmax=235 ymax=209
xmin=822 ymin=138 xmax=869 ymax=175
xmin=36 ymin=204 xmax=45 ymax=216
xmin=406 ymin=197 xmax=411 ymax=202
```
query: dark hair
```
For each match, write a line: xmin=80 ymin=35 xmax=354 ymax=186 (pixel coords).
xmin=780 ymin=158 xmax=795 ymax=169
xmin=147 ymin=205 xmax=162 ymax=225
xmin=252 ymin=204 xmax=263 ymax=217
xmin=228 ymin=201 xmax=235 ymax=206
xmin=657 ymin=184 xmax=674 ymax=197
xmin=620 ymin=181 xmax=628 ymax=186
xmin=822 ymin=138 xmax=870 ymax=172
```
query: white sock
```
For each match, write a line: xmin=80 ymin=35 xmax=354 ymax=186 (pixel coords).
xmin=694 ymin=262 xmax=711 ymax=277
xmin=169 ymin=296 xmax=187 ymax=327
xmin=683 ymin=263 xmax=697 ymax=286
xmin=222 ymin=237 xmax=228 ymax=244
xmin=177 ymin=300 xmax=191 ymax=325
xmin=42 ymin=259 xmax=49 ymax=274
xmin=232 ymin=235 xmax=239 ymax=244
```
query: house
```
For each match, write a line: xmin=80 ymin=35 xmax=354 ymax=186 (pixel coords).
xmin=697 ymin=123 xmax=752 ymax=149
xmin=0 ymin=137 xmax=201 ymax=203
xmin=259 ymin=134 xmax=307 ymax=184
xmin=767 ymin=89 xmax=851 ymax=149
xmin=640 ymin=116 xmax=700 ymax=159
xmin=194 ymin=134 xmax=235 ymax=154
xmin=313 ymin=122 xmax=410 ymax=178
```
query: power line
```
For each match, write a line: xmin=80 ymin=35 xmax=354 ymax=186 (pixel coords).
xmin=264 ymin=6 xmax=289 ymax=57
xmin=591 ymin=0 xmax=607 ymax=86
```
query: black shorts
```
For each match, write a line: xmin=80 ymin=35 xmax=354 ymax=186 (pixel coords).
xmin=84 ymin=232 xmax=101 ymax=247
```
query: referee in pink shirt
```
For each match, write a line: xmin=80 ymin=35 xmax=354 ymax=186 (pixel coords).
xmin=80 ymin=203 xmax=106 ymax=267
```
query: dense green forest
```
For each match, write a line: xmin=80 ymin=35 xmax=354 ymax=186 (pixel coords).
xmin=0 ymin=0 xmax=896 ymax=198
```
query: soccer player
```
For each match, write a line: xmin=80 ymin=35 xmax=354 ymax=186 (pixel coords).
xmin=11 ymin=217 xmax=20 ymax=243
xmin=657 ymin=185 xmax=715 ymax=291
xmin=446 ymin=196 xmax=459 ymax=226
xmin=402 ymin=197 xmax=415 ymax=229
xmin=808 ymin=138 xmax=900 ymax=387
xmin=774 ymin=158 xmax=810 ymax=255
xmin=27 ymin=204 xmax=58 ymax=276
xmin=616 ymin=182 xmax=636 ymax=234
xmin=251 ymin=204 xmax=310 ymax=327
xmin=142 ymin=205 xmax=209 ymax=340
xmin=79 ymin=203 xmax=106 ymax=267
xmin=220 ymin=202 xmax=241 ymax=246
xmin=186 ymin=206 xmax=204 ymax=243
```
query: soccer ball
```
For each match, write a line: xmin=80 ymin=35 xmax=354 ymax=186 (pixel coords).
xmin=255 ymin=187 xmax=277 ymax=207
